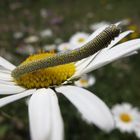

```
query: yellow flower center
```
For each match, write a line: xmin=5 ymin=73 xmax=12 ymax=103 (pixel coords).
xmin=120 ymin=113 xmax=131 ymax=122
xmin=78 ymin=37 xmax=85 ymax=43
xmin=79 ymin=79 xmax=88 ymax=84
xmin=15 ymin=52 xmax=75 ymax=89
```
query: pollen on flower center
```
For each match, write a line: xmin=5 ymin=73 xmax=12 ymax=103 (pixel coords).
xmin=78 ymin=38 xmax=85 ymax=43
xmin=80 ymin=79 xmax=88 ymax=84
xmin=15 ymin=52 xmax=75 ymax=89
xmin=120 ymin=113 xmax=131 ymax=122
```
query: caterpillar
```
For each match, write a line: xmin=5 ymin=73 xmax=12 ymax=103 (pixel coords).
xmin=12 ymin=24 xmax=120 ymax=79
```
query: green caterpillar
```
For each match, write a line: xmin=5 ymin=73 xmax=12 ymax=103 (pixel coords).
xmin=12 ymin=24 xmax=120 ymax=79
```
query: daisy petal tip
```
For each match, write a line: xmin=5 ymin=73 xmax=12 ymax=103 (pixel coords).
xmin=103 ymin=119 xmax=115 ymax=133
xmin=29 ymin=88 xmax=64 ymax=140
xmin=95 ymin=110 xmax=115 ymax=133
xmin=115 ymin=21 xmax=122 ymax=27
xmin=56 ymin=86 xmax=115 ymax=132
xmin=115 ymin=20 xmax=130 ymax=27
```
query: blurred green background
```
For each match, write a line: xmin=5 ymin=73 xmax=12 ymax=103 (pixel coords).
xmin=0 ymin=0 xmax=140 ymax=139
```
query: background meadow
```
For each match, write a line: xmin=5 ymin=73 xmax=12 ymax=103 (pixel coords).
xmin=0 ymin=0 xmax=140 ymax=139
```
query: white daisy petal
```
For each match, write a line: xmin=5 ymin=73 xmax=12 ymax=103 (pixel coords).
xmin=107 ymin=30 xmax=133 ymax=49
xmin=72 ymin=31 xmax=133 ymax=79
xmin=115 ymin=21 xmax=122 ymax=27
xmin=0 ymin=57 xmax=15 ymax=70
xmin=56 ymin=86 xmax=114 ymax=132
xmin=86 ymin=25 xmax=109 ymax=43
xmin=123 ymin=51 xmax=138 ymax=57
xmin=75 ymin=57 xmax=87 ymax=67
xmin=50 ymin=90 xmax=64 ymax=140
xmin=115 ymin=20 xmax=130 ymax=27
xmin=0 ymin=69 xmax=11 ymax=74
xmin=86 ymin=21 xmax=120 ymax=45
xmin=29 ymin=88 xmax=63 ymax=140
xmin=90 ymin=21 xmax=110 ymax=31
xmin=79 ymin=39 xmax=140 ymax=75
xmin=102 ymin=39 xmax=140 ymax=61
xmin=121 ymin=103 xmax=132 ymax=110
xmin=0 ymin=89 xmax=35 ymax=107
xmin=29 ymin=88 xmax=52 ymax=140
xmin=72 ymin=51 xmax=101 ymax=79
xmin=135 ymin=130 xmax=140 ymax=139
xmin=73 ymin=49 xmax=109 ymax=79
xmin=0 ymin=84 xmax=25 ymax=94
xmin=74 ymin=25 xmax=111 ymax=68
xmin=0 ymin=72 xmax=13 ymax=81
xmin=134 ymin=125 xmax=140 ymax=139
xmin=75 ymin=53 xmax=98 ymax=72
xmin=0 ymin=80 xmax=16 ymax=85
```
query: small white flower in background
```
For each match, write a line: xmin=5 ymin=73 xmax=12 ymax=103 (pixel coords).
xmin=24 ymin=35 xmax=39 ymax=43
xmin=74 ymin=74 xmax=96 ymax=88
xmin=43 ymin=44 xmax=56 ymax=51
xmin=90 ymin=21 xmax=110 ymax=31
xmin=69 ymin=32 xmax=89 ymax=49
xmin=55 ymin=38 xmax=63 ymax=44
xmin=13 ymin=32 xmax=23 ymax=39
xmin=40 ymin=8 xmax=48 ymax=18
xmin=1 ymin=23 xmax=140 ymax=140
xmin=111 ymin=103 xmax=140 ymax=133
xmin=16 ymin=44 xmax=35 ymax=55
xmin=39 ymin=29 xmax=53 ymax=38
xmin=57 ymin=42 xmax=72 ymax=52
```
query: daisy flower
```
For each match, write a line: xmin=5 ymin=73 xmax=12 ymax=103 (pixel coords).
xmin=111 ymin=103 xmax=140 ymax=133
xmin=69 ymin=32 xmax=89 ymax=49
xmin=13 ymin=32 xmax=23 ymax=39
xmin=16 ymin=44 xmax=35 ymax=55
xmin=55 ymin=38 xmax=63 ymax=44
xmin=43 ymin=44 xmax=56 ymax=51
xmin=74 ymin=74 xmax=96 ymax=88
xmin=24 ymin=35 xmax=39 ymax=43
xmin=57 ymin=42 xmax=72 ymax=52
xmin=39 ymin=29 xmax=53 ymax=38
xmin=0 ymin=24 xmax=140 ymax=140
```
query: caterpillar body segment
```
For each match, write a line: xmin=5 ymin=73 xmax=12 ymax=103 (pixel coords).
xmin=12 ymin=25 xmax=120 ymax=79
